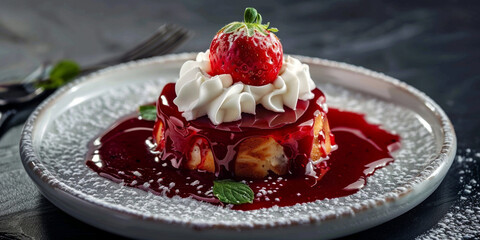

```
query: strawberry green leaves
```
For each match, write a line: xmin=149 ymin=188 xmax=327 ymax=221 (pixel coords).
xmin=220 ymin=7 xmax=278 ymax=37
xmin=222 ymin=22 xmax=245 ymax=34
xmin=244 ymin=7 xmax=259 ymax=24
xmin=139 ymin=105 xmax=156 ymax=121
xmin=36 ymin=60 xmax=81 ymax=90
xmin=213 ymin=180 xmax=254 ymax=204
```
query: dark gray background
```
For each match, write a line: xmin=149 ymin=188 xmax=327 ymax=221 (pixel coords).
xmin=1 ymin=0 xmax=479 ymax=239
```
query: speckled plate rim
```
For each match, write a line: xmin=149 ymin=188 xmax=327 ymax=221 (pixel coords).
xmin=19 ymin=53 xmax=456 ymax=239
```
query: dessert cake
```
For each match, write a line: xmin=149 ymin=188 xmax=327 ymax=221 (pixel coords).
xmin=152 ymin=8 xmax=336 ymax=178
xmin=85 ymin=8 xmax=401 ymax=209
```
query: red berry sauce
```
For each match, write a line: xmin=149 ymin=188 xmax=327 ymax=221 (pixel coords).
xmin=86 ymin=83 xmax=400 ymax=211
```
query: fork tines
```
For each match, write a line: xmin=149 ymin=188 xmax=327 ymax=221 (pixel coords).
xmin=116 ymin=24 xmax=192 ymax=63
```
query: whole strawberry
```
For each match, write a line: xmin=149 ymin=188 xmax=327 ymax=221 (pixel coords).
xmin=209 ymin=8 xmax=283 ymax=86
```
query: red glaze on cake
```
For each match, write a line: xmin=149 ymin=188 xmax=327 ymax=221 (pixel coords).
xmin=153 ymin=83 xmax=334 ymax=178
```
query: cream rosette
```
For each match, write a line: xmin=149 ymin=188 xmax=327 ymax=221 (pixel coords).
xmin=173 ymin=51 xmax=316 ymax=125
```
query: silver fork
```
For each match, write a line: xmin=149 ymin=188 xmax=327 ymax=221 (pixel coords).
xmin=0 ymin=23 xmax=192 ymax=137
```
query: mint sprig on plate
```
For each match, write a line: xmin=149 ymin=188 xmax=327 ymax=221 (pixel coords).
xmin=213 ymin=179 xmax=254 ymax=204
xmin=139 ymin=105 xmax=156 ymax=121
xmin=36 ymin=60 xmax=81 ymax=90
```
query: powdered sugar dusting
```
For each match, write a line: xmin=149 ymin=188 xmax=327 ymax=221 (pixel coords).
xmin=417 ymin=149 xmax=480 ymax=239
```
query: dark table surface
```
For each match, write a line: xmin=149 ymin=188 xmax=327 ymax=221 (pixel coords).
xmin=1 ymin=0 xmax=479 ymax=239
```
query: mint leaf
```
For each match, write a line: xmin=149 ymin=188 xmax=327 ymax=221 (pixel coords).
xmin=213 ymin=180 xmax=254 ymax=204
xmin=139 ymin=105 xmax=156 ymax=121
xmin=37 ymin=60 xmax=81 ymax=89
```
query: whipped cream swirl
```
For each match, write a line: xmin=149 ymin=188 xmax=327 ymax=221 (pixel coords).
xmin=173 ymin=50 xmax=316 ymax=125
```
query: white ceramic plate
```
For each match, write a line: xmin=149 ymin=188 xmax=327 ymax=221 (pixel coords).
xmin=20 ymin=53 xmax=456 ymax=240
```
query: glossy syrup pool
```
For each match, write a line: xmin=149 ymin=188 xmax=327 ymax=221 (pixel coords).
xmin=86 ymin=87 xmax=400 ymax=211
